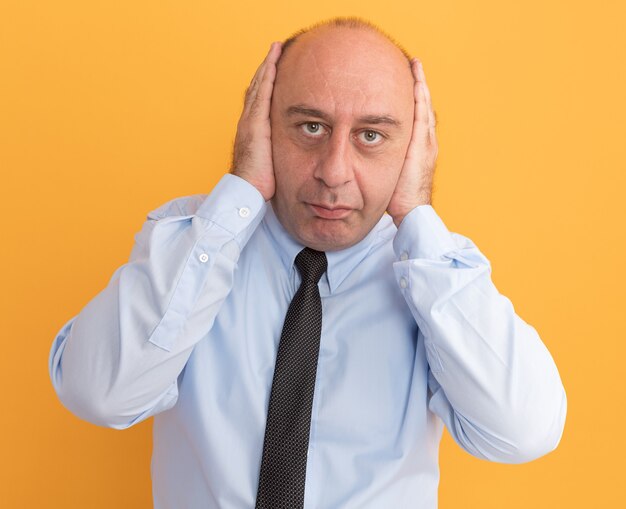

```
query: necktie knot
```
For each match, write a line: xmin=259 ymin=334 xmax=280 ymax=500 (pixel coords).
xmin=295 ymin=247 xmax=327 ymax=285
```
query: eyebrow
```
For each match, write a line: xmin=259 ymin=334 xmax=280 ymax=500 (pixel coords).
xmin=286 ymin=105 xmax=402 ymax=127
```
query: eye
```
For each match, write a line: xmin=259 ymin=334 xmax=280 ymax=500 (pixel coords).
xmin=358 ymin=130 xmax=383 ymax=145
xmin=301 ymin=122 xmax=325 ymax=137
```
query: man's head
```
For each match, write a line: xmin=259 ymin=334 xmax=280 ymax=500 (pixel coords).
xmin=269 ymin=18 xmax=416 ymax=252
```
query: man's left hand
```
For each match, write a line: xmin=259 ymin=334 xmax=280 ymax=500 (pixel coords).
xmin=387 ymin=58 xmax=439 ymax=227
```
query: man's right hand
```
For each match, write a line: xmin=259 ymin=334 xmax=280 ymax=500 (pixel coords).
xmin=230 ymin=42 xmax=283 ymax=201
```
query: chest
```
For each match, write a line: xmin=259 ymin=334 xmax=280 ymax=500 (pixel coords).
xmin=188 ymin=246 xmax=422 ymax=429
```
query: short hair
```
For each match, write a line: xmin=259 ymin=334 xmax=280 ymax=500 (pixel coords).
xmin=280 ymin=16 xmax=412 ymax=65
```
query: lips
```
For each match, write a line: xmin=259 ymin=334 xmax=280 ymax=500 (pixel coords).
xmin=308 ymin=203 xmax=353 ymax=219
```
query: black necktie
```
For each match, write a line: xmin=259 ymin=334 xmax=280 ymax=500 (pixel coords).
xmin=255 ymin=247 xmax=328 ymax=509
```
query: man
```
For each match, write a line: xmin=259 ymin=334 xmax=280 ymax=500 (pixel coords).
xmin=49 ymin=17 xmax=567 ymax=509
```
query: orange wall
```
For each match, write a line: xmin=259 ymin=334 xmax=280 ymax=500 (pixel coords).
xmin=2 ymin=0 xmax=624 ymax=507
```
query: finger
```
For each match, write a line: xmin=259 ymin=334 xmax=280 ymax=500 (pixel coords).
xmin=410 ymin=58 xmax=429 ymax=138
xmin=243 ymin=52 xmax=270 ymax=115
xmin=416 ymin=62 xmax=432 ymax=113
xmin=402 ymin=59 xmax=428 ymax=163
xmin=246 ymin=67 xmax=263 ymax=100
xmin=416 ymin=61 xmax=436 ymax=136
xmin=248 ymin=41 xmax=282 ymax=119
xmin=242 ymin=42 xmax=280 ymax=116
xmin=249 ymin=59 xmax=265 ymax=88
xmin=243 ymin=42 xmax=280 ymax=116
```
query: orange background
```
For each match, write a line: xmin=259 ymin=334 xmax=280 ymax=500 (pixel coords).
xmin=2 ymin=0 xmax=625 ymax=507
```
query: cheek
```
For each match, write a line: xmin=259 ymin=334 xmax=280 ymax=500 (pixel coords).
xmin=385 ymin=137 xmax=411 ymax=183
xmin=271 ymin=129 xmax=296 ymax=187
xmin=272 ymin=133 xmax=318 ymax=191
xmin=358 ymin=176 xmax=396 ymax=211
xmin=359 ymin=147 xmax=407 ymax=202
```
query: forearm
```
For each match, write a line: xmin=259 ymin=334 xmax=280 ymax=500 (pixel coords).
xmin=49 ymin=175 xmax=266 ymax=428
xmin=394 ymin=205 xmax=567 ymax=462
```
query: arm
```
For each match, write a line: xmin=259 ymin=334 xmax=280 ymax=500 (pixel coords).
xmin=49 ymin=176 xmax=266 ymax=429
xmin=393 ymin=205 xmax=566 ymax=463
xmin=49 ymin=42 xmax=283 ymax=429
xmin=387 ymin=60 xmax=566 ymax=462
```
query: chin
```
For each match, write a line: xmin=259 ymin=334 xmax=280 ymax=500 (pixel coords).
xmin=299 ymin=220 xmax=365 ymax=252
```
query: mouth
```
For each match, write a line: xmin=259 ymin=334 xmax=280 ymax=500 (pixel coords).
xmin=308 ymin=203 xmax=353 ymax=220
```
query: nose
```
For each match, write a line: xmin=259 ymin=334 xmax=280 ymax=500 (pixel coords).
xmin=313 ymin=130 xmax=355 ymax=188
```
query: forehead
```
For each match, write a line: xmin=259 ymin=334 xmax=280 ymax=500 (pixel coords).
xmin=273 ymin=27 xmax=414 ymax=122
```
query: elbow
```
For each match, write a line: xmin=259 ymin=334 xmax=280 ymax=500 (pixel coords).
xmin=457 ymin=385 xmax=568 ymax=464
xmin=497 ymin=386 xmax=568 ymax=464
xmin=51 ymin=357 xmax=177 ymax=430
xmin=54 ymin=379 xmax=137 ymax=430
xmin=49 ymin=321 xmax=154 ymax=429
xmin=49 ymin=342 xmax=132 ymax=430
